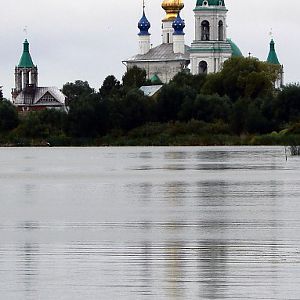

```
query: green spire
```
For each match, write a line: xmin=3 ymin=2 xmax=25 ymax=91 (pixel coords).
xmin=18 ymin=39 xmax=35 ymax=68
xmin=267 ymin=39 xmax=280 ymax=65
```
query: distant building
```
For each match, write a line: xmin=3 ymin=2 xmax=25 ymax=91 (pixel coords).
xmin=12 ymin=40 xmax=66 ymax=112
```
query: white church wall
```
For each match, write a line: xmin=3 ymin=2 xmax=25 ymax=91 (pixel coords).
xmin=127 ymin=60 xmax=187 ymax=84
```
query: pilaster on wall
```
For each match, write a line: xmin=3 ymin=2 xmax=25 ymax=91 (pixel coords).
xmin=31 ymin=67 xmax=38 ymax=87
xmin=15 ymin=67 xmax=22 ymax=92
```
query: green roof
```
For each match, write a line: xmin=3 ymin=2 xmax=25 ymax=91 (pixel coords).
xmin=196 ymin=0 xmax=225 ymax=6
xmin=150 ymin=74 xmax=162 ymax=85
xmin=227 ymin=39 xmax=243 ymax=57
xmin=18 ymin=39 xmax=35 ymax=68
xmin=267 ymin=39 xmax=280 ymax=65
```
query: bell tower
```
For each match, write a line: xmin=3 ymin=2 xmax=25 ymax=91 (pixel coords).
xmin=267 ymin=39 xmax=284 ymax=88
xmin=190 ymin=0 xmax=232 ymax=75
xmin=12 ymin=39 xmax=38 ymax=103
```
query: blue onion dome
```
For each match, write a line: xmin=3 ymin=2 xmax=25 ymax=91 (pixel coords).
xmin=172 ymin=13 xmax=185 ymax=35
xmin=138 ymin=11 xmax=151 ymax=35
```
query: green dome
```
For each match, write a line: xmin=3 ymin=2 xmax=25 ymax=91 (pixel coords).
xmin=150 ymin=74 xmax=162 ymax=85
xmin=227 ymin=39 xmax=243 ymax=57
xmin=196 ymin=0 xmax=225 ymax=6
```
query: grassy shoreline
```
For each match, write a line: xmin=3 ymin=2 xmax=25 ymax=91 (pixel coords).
xmin=1 ymin=133 xmax=300 ymax=147
xmin=2 ymin=120 xmax=300 ymax=147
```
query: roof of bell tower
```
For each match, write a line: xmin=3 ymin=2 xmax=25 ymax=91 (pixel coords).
xmin=18 ymin=39 xmax=35 ymax=68
xmin=267 ymin=39 xmax=280 ymax=65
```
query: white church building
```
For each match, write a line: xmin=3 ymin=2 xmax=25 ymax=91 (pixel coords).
xmin=124 ymin=0 xmax=243 ymax=83
xmin=124 ymin=0 xmax=283 ymax=86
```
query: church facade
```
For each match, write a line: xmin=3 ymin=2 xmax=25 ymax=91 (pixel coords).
xmin=124 ymin=0 xmax=283 ymax=86
xmin=124 ymin=0 xmax=243 ymax=83
xmin=123 ymin=0 xmax=190 ymax=84
xmin=12 ymin=40 xmax=67 ymax=112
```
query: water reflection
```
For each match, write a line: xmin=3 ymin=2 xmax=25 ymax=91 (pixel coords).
xmin=164 ymin=182 xmax=188 ymax=203
xmin=140 ymin=241 xmax=152 ymax=295
xmin=18 ymin=222 xmax=39 ymax=231
xmin=0 ymin=147 xmax=300 ymax=299
xmin=17 ymin=242 xmax=39 ymax=299
xmin=197 ymin=240 xmax=228 ymax=299
xmin=164 ymin=242 xmax=185 ymax=299
xmin=164 ymin=151 xmax=189 ymax=160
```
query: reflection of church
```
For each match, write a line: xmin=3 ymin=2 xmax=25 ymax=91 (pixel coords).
xmin=124 ymin=0 xmax=283 ymax=86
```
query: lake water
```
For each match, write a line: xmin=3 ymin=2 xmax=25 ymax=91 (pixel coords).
xmin=0 ymin=146 xmax=300 ymax=299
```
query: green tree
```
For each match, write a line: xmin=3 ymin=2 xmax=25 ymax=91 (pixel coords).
xmin=0 ymin=100 xmax=19 ymax=132
xmin=244 ymin=100 xmax=270 ymax=134
xmin=62 ymin=80 xmax=94 ymax=105
xmin=193 ymin=94 xmax=232 ymax=123
xmin=156 ymin=84 xmax=196 ymax=122
xmin=230 ymin=98 xmax=249 ymax=134
xmin=122 ymin=66 xmax=147 ymax=88
xmin=36 ymin=109 xmax=67 ymax=136
xmin=0 ymin=87 xmax=3 ymax=101
xmin=99 ymin=75 xmax=121 ymax=98
xmin=118 ymin=89 xmax=153 ymax=131
xmin=16 ymin=113 xmax=46 ymax=138
xmin=202 ymin=57 xmax=279 ymax=101
xmin=275 ymin=84 xmax=300 ymax=123
xmin=67 ymin=93 xmax=109 ymax=137
xmin=230 ymin=98 xmax=274 ymax=134
xmin=171 ymin=71 xmax=207 ymax=93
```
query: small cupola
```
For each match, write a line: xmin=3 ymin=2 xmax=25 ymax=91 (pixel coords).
xmin=172 ymin=12 xmax=185 ymax=35
xmin=138 ymin=10 xmax=151 ymax=35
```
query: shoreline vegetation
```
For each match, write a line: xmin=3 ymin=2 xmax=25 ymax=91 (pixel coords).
xmin=0 ymin=57 xmax=300 ymax=147
xmin=1 ymin=120 xmax=300 ymax=147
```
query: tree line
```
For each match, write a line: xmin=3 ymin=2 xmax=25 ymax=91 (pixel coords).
xmin=0 ymin=57 xmax=300 ymax=146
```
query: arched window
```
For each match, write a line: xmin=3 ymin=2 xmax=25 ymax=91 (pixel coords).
xmin=199 ymin=61 xmax=208 ymax=74
xmin=201 ymin=21 xmax=210 ymax=41
xmin=218 ymin=20 xmax=224 ymax=41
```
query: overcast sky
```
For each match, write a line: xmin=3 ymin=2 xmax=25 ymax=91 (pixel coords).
xmin=1 ymin=0 xmax=299 ymax=98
